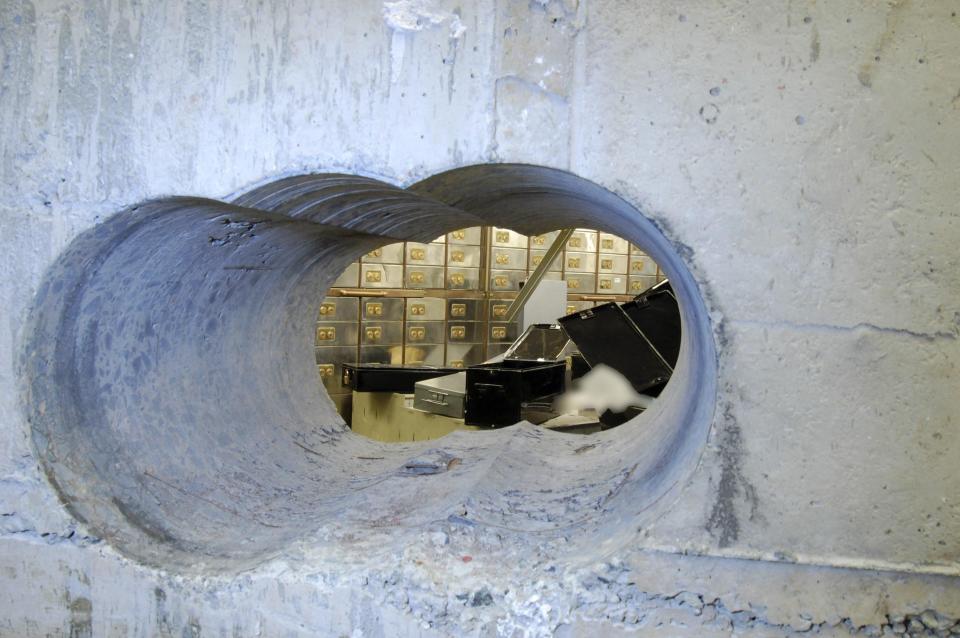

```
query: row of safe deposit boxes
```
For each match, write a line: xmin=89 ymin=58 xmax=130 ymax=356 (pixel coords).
xmin=316 ymin=227 xmax=666 ymax=417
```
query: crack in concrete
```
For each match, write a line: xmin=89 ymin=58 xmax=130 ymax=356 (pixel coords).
xmin=728 ymin=318 xmax=958 ymax=342
xmin=572 ymin=563 xmax=960 ymax=636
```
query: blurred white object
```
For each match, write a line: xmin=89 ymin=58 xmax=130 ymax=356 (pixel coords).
xmin=555 ymin=364 xmax=653 ymax=415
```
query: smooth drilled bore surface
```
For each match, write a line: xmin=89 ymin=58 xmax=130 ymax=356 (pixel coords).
xmin=22 ymin=165 xmax=717 ymax=571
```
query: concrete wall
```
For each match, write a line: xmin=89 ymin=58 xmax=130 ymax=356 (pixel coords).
xmin=1 ymin=0 xmax=958 ymax=635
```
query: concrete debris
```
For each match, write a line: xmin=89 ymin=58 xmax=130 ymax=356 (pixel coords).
xmin=383 ymin=0 xmax=465 ymax=38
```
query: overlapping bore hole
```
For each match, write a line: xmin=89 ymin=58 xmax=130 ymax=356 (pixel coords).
xmin=22 ymin=164 xmax=716 ymax=571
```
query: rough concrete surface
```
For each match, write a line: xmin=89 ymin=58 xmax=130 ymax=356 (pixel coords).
xmin=1 ymin=0 xmax=958 ymax=636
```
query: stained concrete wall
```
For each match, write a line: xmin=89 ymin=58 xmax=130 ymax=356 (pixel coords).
xmin=1 ymin=0 xmax=958 ymax=636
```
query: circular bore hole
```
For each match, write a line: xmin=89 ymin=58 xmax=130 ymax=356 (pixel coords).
xmin=317 ymin=225 xmax=677 ymax=440
xmin=22 ymin=165 xmax=716 ymax=571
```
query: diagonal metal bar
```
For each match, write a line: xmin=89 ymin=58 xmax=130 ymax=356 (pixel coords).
xmin=504 ymin=228 xmax=575 ymax=323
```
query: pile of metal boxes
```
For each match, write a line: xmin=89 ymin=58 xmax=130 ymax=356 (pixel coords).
xmin=558 ymin=281 xmax=680 ymax=398
xmin=315 ymin=226 xmax=668 ymax=424
xmin=412 ymin=324 xmax=571 ymax=427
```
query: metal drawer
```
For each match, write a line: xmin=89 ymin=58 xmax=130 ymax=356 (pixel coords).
xmin=406 ymin=265 xmax=445 ymax=289
xmin=362 ymin=297 xmax=404 ymax=321
xmin=447 ymin=227 xmax=482 ymax=245
xmin=629 ymin=255 xmax=658 ymax=276
xmin=564 ymin=251 xmax=596 ymax=273
xmin=317 ymin=296 xmax=359 ymax=322
xmin=315 ymin=323 xmax=359 ymax=346
xmin=490 ymin=247 xmax=527 ymax=270
xmin=490 ymin=269 xmax=525 ymax=292
xmin=406 ymin=242 xmax=445 ymax=266
xmin=446 ymin=268 xmax=481 ymax=290
xmin=447 ymin=298 xmax=484 ymax=321
xmin=566 ymin=230 xmax=597 ymax=252
xmin=360 ymin=321 xmax=403 ymax=345
xmin=362 ymin=242 xmax=404 ymax=264
xmin=629 ymin=275 xmax=658 ymax=295
xmin=446 ymin=245 xmax=481 ymax=268
xmin=489 ymin=322 xmax=519 ymax=343
xmin=342 ymin=363 xmax=460 ymax=393
xmin=464 ymin=360 xmax=566 ymax=427
xmin=599 ymin=233 xmax=629 ymax=254
xmin=406 ymin=297 xmax=445 ymax=321
xmin=414 ymin=373 xmax=466 ymax=419
xmin=529 ymin=230 xmax=561 ymax=249
xmin=529 ymin=249 xmax=562 ymax=272
xmin=491 ymin=227 xmax=528 ymax=248
xmin=597 ymin=274 xmax=628 ymax=294
xmin=406 ymin=321 xmax=445 ymax=345
xmin=598 ymin=254 xmax=628 ymax=274
xmin=564 ymin=273 xmax=596 ymax=293
xmin=361 ymin=264 xmax=403 ymax=288
xmin=489 ymin=301 xmax=513 ymax=321
xmin=448 ymin=322 xmax=483 ymax=343
xmin=315 ymin=345 xmax=360 ymax=395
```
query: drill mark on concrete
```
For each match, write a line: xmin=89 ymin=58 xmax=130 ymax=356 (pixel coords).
xmin=706 ymin=404 xmax=760 ymax=548
xmin=141 ymin=471 xmax=281 ymax=529
xmin=184 ymin=617 xmax=202 ymax=637
xmin=495 ymin=74 xmax=570 ymax=106
xmin=699 ymin=103 xmax=720 ymax=125
xmin=154 ymin=587 xmax=173 ymax=638
xmin=402 ymin=450 xmax=462 ymax=475
xmin=221 ymin=265 xmax=276 ymax=271
xmin=67 ymin=595 xmax=93 ymax=638
xmin=599 ymin=463 xmax=639 ymax=508
xmin=292 ymin=440 xmax=324 ymax=457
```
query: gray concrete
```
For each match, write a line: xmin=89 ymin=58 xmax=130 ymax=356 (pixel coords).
xmin=1 ymin=0 xmax=958 ymax=635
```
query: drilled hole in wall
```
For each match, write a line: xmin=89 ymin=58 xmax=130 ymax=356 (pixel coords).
xmin=22 ymin=164 xmax=716 ymax=572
